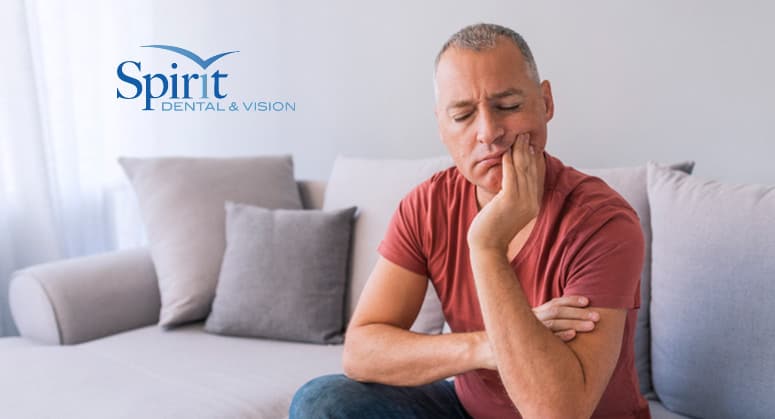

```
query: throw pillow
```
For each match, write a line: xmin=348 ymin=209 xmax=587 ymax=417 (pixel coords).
xmin=119 ymin=156 xmax=302 ymax=327
xmin=647 ymin=162 xmax=775 ymax=418
xmin=205 ymin=202 xmax=357 ymax=344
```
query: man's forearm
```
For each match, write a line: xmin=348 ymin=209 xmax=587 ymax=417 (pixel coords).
xmin=342 ymin=323 xmax=487 ymax=387
xmin=470 ymin=248 xmax=587 ymax=418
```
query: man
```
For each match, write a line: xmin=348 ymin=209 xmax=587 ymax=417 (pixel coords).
xmin=290 ymin=23 xmax=650 ymax=419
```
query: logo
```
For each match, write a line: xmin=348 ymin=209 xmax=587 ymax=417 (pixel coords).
xmin=116 ymin=45 xmax=296 ymax=113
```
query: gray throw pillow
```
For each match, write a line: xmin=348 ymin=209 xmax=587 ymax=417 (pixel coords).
xmin=205 ymin=202 xmax=357 ymax=344
xmin=581 ymin=160 xmax=694 ymax=397
xmin=647 ymin=162 xmax=775 ymax=419
xmin=119 ymin=156 xmax=302 ymax=328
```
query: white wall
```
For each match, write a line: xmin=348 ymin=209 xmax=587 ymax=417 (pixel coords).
xmin=101 ymin=0 xmax=774 ymax=184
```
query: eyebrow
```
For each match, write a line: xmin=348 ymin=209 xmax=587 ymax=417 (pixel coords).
xmin=446 ymin=88 xmax=526 ymax=112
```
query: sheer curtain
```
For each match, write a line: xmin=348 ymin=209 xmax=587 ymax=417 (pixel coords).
xmin=0 ymin=0 xmax=118 ymax=337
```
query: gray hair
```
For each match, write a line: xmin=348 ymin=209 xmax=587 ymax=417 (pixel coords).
xmin=433 ymin=23 xmax=540 ymax=100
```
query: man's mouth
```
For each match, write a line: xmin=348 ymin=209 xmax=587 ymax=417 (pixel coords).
xmin=478 ymin=150 xmax=508 ymax=167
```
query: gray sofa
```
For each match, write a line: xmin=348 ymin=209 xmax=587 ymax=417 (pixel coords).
xmin=1 ymin=157 xmax=773 ymax=419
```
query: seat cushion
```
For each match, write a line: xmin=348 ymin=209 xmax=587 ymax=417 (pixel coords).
xmin=649 ymin=400 xmax=692 ymax=419
xmin=0 ymin=336 xmax=37 ymax=349
xmin=0 ymin=323 xmax=343 ymax=419
xmin=648 ymin=162 xmax=775 ymax=419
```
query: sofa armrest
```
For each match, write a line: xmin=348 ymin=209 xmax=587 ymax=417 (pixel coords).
xmin=9 ymin=248 xmax=160 ymax=345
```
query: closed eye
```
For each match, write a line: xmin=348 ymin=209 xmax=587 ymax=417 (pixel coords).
xmin=498 ymin=103 xmax=521 ymax=111
xmin=453 ymin=113 xmax=473 ymax=122
xmin=452 ymin=103 xmax=521 ymax=122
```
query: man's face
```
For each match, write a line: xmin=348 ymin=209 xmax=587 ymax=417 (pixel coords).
xmin=434 ymin=38 xmax=554 ymax=195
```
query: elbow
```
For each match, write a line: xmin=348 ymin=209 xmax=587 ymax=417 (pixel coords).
xmin=551 ymin=400 xmax=595 ymax=419
xmin=526 ymin=406 xmax=588 ymax=419
xmin=341 ymin=332 xmax=368 ymax=382
xmin=341 ymin=351 xmax=360 ymax=381
xmin=514 ymin=395 xmax=591 ymax=419
xmin=342 ymin=363 xmax=363 ymax=382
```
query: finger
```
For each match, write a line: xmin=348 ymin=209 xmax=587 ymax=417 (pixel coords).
xmin=513 ymin=131 xmax=537 ymax=168
xmin=522 ymin=132 xmax=533 ymax=163
xmin=555 ymin=329 xmax=577 ymax=342
xmin=512 ymin=133 xmax=529 ymax=172
xmin=521 ymin=132 xmax=531 ymax=163
xmin=527 ymin=138 xmax=539 ymax=177
xmin=532 ymin=296 xmax=591 ymax=319
xmin=542 ymin=319 xmax=596 ymax=332
xmin=554 ymin=295 xmax=591 ymax=307
xmin=512 ymin=134 xmax=531 ymax=193
xmin=534 ymin=306 xmax=600 ymax=322
xmin=520 ymin=133 xmax=539 ymax=194
xmin=500 ymin=145 xmax=516 ymax=192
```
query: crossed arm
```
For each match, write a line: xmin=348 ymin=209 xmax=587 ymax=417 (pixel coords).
xmin=469 ymin=248 xmax=625 ymax=419
xmin=458 ymin=134 xmax=628 ymax=417
xmin=342 ymin=255 xmax=622 ymax=419
xmin=343 ymin=136 xmax=636 ymax=418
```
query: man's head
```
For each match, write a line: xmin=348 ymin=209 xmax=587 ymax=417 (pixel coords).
xmin=433 ymin=23 xmax=554 ymax=199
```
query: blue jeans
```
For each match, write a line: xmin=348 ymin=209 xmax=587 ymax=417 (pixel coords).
xmin=289 ymin=373 xmax=473 ymax=419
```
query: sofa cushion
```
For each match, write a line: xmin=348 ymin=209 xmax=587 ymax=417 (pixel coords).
xmin=119 ymin=156 xmax=302 ymax=327
xmin=580 ymin=160 xmax=694 ymax=396
xmin=647 ymin=162 xmax=775 ymax=419
xmin=648 ymin=401 xmax=692 ymax=419
xmin=0 ymin=323 xmax=344 ymax=419
xmin=323 ymin=155 xmax=454 ymax=334
xmin=0 ymin=337 xmax=37 ymax=349
xmin=205 ymin=203 xmax=357 ymax=344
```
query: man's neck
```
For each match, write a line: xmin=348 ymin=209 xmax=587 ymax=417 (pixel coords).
xmin=475 ymin=152 xmax=546 ymax=211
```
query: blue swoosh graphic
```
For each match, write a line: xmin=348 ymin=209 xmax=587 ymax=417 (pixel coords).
xmin=141 ymin=45 xmax=239 ymax=69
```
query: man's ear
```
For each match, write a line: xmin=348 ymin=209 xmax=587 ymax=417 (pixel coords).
xmin=540 ymin=80 xmax=555 ymax=122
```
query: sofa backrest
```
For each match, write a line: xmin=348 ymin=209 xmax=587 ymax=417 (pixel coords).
xmin=317 ymin=155 xmax=455 ymax=335
xmin=108 ymin=180 xmax=329 ymax=250
xmin=297 ymin=180 xmax=326 ymax=211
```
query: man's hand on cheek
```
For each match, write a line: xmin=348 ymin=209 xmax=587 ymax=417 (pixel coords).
xmin=467 ymin=132 xmax=541 ymax=255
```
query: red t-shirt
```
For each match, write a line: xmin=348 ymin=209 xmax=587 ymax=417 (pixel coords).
xmin=377 ymin=151 xmax=650 ymax=419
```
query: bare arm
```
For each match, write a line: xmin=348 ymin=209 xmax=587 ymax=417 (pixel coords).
xmin=466 ymin=136 xmax=628 ymax=418
xmin=342 ymin=256 xmax=600 ymax=387
xmin=470 ymin=249 xmax=624 ymax=419
xmin=342 ymin=256 xmax=489 ymax=386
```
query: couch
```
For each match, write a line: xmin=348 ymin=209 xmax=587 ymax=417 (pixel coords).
xmin=1 ymin=155 xmax=773 ymax=419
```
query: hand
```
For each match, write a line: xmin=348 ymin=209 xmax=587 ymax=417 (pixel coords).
xmin=533 ymin=295 xmax=599 ymax=342
xmin=467 ymin=132 xmax=541 ymax=254
xmin=473 ymin=295 xmax=598 ymax=370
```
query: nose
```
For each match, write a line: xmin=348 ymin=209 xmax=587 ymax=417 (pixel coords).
xmin=474 ymin=107 xmax=504 ymax=145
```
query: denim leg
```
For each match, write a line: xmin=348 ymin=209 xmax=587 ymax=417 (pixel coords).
xmin=289 ymin=373 xmax=472 ymax=419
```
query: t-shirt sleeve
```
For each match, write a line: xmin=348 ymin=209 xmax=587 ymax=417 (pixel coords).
xmin=562 ymin=209 xmax=645 ymax=309
xmin=376 ymin=185 xmax=430 ymax=277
